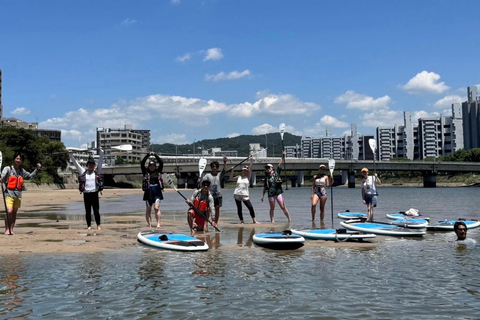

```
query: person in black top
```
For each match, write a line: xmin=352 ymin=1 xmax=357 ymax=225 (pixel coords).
xmin=141 ymin=152 xmax=164 ymax=228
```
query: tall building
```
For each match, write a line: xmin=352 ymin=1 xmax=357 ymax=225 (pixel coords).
xmin=377 ymin=112 xmax=418 ymax=160
xmin=0 ymin=68 xmax=3 ymax=124
xmin=462 ymin=86 xmax=480 ymax=150
xmin=96 ymin=126 xmax=150 ymax=163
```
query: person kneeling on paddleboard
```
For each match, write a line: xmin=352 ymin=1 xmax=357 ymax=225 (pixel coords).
xmin=186 ymin=180 xmax=215 ymax=235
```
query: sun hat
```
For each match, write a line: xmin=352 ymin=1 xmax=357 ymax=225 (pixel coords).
xmin=319 ymin=164 xmax=326 ymax=169
xmin=361 ymin=167 xmax=369 ymax=173
xmin=265 ymin=164 xmax=273 ymax=169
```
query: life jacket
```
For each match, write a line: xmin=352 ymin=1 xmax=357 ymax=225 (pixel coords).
xmin=192 ymin=197 xmax=208 ymax=213
xmin=78 ymin=171 xmax=104 ymax=193
xmin=142 ymin=172 xmax=164 ymax=192
xmin=6 ymin=167 xmax=24 ymax=191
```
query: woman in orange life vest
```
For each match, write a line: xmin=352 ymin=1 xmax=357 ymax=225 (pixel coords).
xmin=140 ymin=152 xmax=164 ymax=228
xmin=0 ymin=153 xmax=41 ymax=235
xmin=186 ymin=180 xmax=215 ymax=235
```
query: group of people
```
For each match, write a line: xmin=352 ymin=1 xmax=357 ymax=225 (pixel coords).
xmin=0 ymin=151 xmax=471 ymax=248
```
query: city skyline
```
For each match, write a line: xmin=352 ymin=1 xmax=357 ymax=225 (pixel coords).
xmin=1 ymin=1 xmax=480 ymax=148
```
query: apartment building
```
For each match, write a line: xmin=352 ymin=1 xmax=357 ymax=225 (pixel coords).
xmin=462 ymin=86 xmax=480 ymax=150
xmin=96 ymin=125 xmax=150 ymax=163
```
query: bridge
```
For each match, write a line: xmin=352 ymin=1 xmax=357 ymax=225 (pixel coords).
xmin=99 ymin=156 xmax=480 ymax=188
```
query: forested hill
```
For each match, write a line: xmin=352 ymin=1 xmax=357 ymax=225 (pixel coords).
xmin=151 ymin=133 xmax=301 ymax=157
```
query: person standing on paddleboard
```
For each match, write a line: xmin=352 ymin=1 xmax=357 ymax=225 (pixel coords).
xmin=70 ymin=149 xmax=104 ymax=231
xmin=228 ymin=155 xmax=259 ymax=224
xmin=261 ymin=151 xmax=291 ymax=223
xmin=361 ymin=167 xmax=381 ymax=222
xmin=0 ymin=153 xmax=41 ymax=235
xmin=141 ymin=152 xmax=164 ymax=228
xmin=311 ymin=164 xmax=330 ymax=223
xmin=186 ymin=180 xmax=215 ymax=235
xmin=200 ymin=157 xmax=227 ymax=228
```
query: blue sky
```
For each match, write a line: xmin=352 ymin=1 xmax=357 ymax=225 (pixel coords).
xmin=1 ymin=0 xmax=480 ymax=148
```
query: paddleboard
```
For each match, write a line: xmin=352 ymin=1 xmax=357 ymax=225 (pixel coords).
xmin=252 ymin=230 xmax=305 ymax=250
xmin=387 ymin=213 xmax=430 ymax=222
xmin=390 ymin=218 xmax=429 ymax=229
xmin=291 ymin=228 xmax=376 ymax=242
xmin=340 ymin=220 xmax=426 ymax=237
xmin=137 ymin=231 xmax=209 ymax=251
xmin=426 ymin=219 xmax=480 ymax=231
xmin=337 ymin=212 xmax=367 ymax=220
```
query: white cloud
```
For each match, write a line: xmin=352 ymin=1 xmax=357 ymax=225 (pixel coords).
xmin=12 ymin=107 xmax=31 ymax=115
xmin=229 ymin=91 xmax=320 ymax=117
xmin=319 ymin=115 xmax=349 ymax=128
xmin=120 ymin=18 xmax=137 ymax=26
xmin=252 ymin=124 xmax=276 ymax=135
xmin=171 ymin=0 xmax=181 ymax=4
xmin=361 ymin=109 xmax=402 ymax=128
xmin=433 ymin=95 xmax=463 ymax=108
xmin=400 ymin=71 xmax=449 ymax=94
xmin=205 ymin=70 xmax=251 ymax=82
xmin=334 ymin=90 xmax=391 ymax=110
xmin=176 ymin=53 xmax=192 ymax=62
xmin=204 ymin=48 xmax=223 ymax=61
xmin=412 ymin=110 xmax=441 ymax=121
xmin=227 ymin=133 xmax=240 ymax=138
xmin=154 ymin=133 xmax=187 ymax=145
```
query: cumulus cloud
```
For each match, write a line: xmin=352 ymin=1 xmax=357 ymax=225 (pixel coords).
xmin=334 ymin=90 xmax=391 ymax=110
xmin=361 ymin=109 xmax=403 ymax=128
xmin=227 ymin=133 xmax=240 ymax=138
xmin=411 ymin=110 xmax=441 ymax=121
xmin=319 ymin=115 xmax=349 ymax=128
xmin=120 ymin=18 xmax=137 ymax=26
xmin=176 ymin=53 xmax=192 ymax=62
xmin=229 ymin=91 xmax=321 ymax=117
xmin=204 ymin=47 xmax=223 ymax=61
xmin=400 ymin=71 xmax=449 ymax=94
xmin=433 ymin=95 xmax=463 ymax=108
xmin=12 ymin=107 xmax=31 ymax=116
xmin=205 ymin=70 xmax=251 ymax=82
xmin=251 ymin=124 xmax=277 ymax=135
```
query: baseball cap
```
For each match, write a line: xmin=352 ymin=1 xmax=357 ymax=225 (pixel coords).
xmin=149 ymin=161 xmax=156 ymax=166
xmin=319 ymin=164 xmax=326 ymax=169
xmin=265 ymin=164 xmax=273 ymax=169
xmin=361 ymin=167 xmax=369 ymax=172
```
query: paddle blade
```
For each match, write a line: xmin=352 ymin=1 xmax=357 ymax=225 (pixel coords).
xmin=0 ymin=151 xmax=2 ymax=169
xmin=112 ymin=144 xmax=133 ymax=151
xmin=164 ymin=174 xmax=176 ymax=189
xmin=279 ymin=123 xmax=286 ymax=140
xmin=368 ymin=139 xmax=376 ymax=153
xmin=198 ymin=158 xmax=207 ymax=176
xmin=328 ymin=159 xmax=335 ymax=176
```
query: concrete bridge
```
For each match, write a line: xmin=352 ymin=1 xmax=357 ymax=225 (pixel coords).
xmin=100 ymin=156 xmax=480 ymax=188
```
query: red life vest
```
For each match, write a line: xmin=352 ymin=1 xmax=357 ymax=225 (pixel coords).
xmin=7 ymin=175 xmax=23 ymax=190
xmin=193 ymin=197 xmax=208 ymax=212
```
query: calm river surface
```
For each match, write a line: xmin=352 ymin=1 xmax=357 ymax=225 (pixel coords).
xmin=1 ymin=186 xmax=479 ymax=319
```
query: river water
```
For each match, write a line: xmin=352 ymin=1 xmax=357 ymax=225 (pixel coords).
xmin=1 ymin=186 xmax=479 ymax=319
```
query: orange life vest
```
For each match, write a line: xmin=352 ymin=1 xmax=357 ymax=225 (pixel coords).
xmin=193 ymin=197 xmax=208 ymax=212
xmin=7 ymin=174 xmax=23 ymax=190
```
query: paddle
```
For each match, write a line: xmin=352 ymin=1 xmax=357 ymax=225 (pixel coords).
xmin=0 ymin=152 xmax=12 ymax=235
xmin=368 ymin=138 xmax=377 ymax=173
xmin=164 ymin=173 xmax=221 ymax=233
xmin=279 ymin=123 xmax=288 ymax=190
xmin=197 ymin=157 xmax=207 ymax=188
xmin=328 ymin=159 xmax=335 ymax=228
xmin=224 ymin=152 xmax=259 ymax=174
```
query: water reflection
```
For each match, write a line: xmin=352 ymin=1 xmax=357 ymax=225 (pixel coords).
xmin=236 ymin=227 xmax=255 ymax=247
xmin=0 ymin=255 xmax=30 ymax=318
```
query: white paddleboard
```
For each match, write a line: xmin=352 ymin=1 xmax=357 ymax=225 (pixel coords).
xmin=252 ymin=231 xmax=305 ymax=250
xmin=387 ymin=212 xmax=430 ymax=222
xmin=338 ymin=212 xmax=367 ymax=220
xmin=137 ymin=231 xmax=209 ymax=251
xmin=291 ymin=229 xmax=376 ymax=241
xmin=390 ymin=218 xmax=429 ymax=229
xmin=340 ymin=220 xmax=426 ymax=237
xmin=426 ymin=219 xmax=480 ymax=231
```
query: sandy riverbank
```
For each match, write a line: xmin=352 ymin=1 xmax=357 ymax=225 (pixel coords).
xmin=0 ymin=187 xmax=377 ymax=255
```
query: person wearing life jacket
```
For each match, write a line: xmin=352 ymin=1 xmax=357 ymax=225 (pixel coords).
xmin=186 ymin=180 xmax=215 ymax=235
xmin=69 ymin=149 xmax=104 ymax=231
xmin=0 ymin=153 xmax=41 ymax=235
xmin=141 ymin=152 xmax=164 ymax=228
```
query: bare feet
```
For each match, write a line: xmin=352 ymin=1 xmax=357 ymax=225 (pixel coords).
xmin=253 ymin=219 xmax=260 ymax=224
xmin=97 ymin=226 xmax=102 ymax=231
xmin=240 ymin=220 xmax=245 ymax=224
xmin=156 ymin=224 xmax=161 ymax=228
xmin=271 ymin=220 xmax=275 ymax=223
xmin=4 ymin=230 xmax=14 ymax=235
xmin=87 ymin=226 xmax=92 ymax=230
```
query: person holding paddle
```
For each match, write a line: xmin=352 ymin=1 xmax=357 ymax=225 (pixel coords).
xmin=311 ymin=164 xmax=330 ymax=222
xmin=186 ymin=180 xmax=215 ymax=235
xmin=0 ymin=153 xmax=41 ymax=235
xmin=201 ymin=157 xmax=227 ymax=227
xmin=140 ymin=152 xmax=164 ymax=228
xmin=228 ymin=155 xmax=259 ymax=224
xmin=361 ymin=167 xmax=381 ymax=222
xmin=261 ymin=151 xmax=291 ymax=223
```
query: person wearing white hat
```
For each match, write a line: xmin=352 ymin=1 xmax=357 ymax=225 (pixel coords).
xmin=311 ymin=164 xmax=330 ymax=222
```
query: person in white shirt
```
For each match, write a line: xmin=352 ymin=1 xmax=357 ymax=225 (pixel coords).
xmin=228 ymin=156 xmax=259 ymax=224
xmin=361 ymin=167 xmax=381 ymax=222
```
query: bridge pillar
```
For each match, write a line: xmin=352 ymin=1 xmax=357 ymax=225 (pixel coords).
xmin=423 ymin=172 xmax=437 ymax=188
xmin=297 ymin=171 xmax=305 ymax=187
xmin=347 ymin=170 xmax=356 ymax=188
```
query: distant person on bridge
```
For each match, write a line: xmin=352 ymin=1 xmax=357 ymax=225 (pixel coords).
xmin=70 ymin=149 xmax=104 ymax=231
xmin=311 ymin=164 xmax=330 ymax=222
xmin=141 ymin=152 xmax=164 ymax=228
xmin=200 ymin=157 xmax=227 ymax=228
xmin=361 ymin=167 xmax=381 ymax=222
xmin=262 ymin=151 xmax=291 ymax=223
xmin=228 ymin=155 xmax=259 ymax=224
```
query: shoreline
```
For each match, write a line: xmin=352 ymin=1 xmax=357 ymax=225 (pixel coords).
xmin=0 ymin=188 xmax=377 ymax=255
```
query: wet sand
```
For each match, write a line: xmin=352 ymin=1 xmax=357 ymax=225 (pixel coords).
xmin=0 ymin=188 xmax=377 ymax=255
